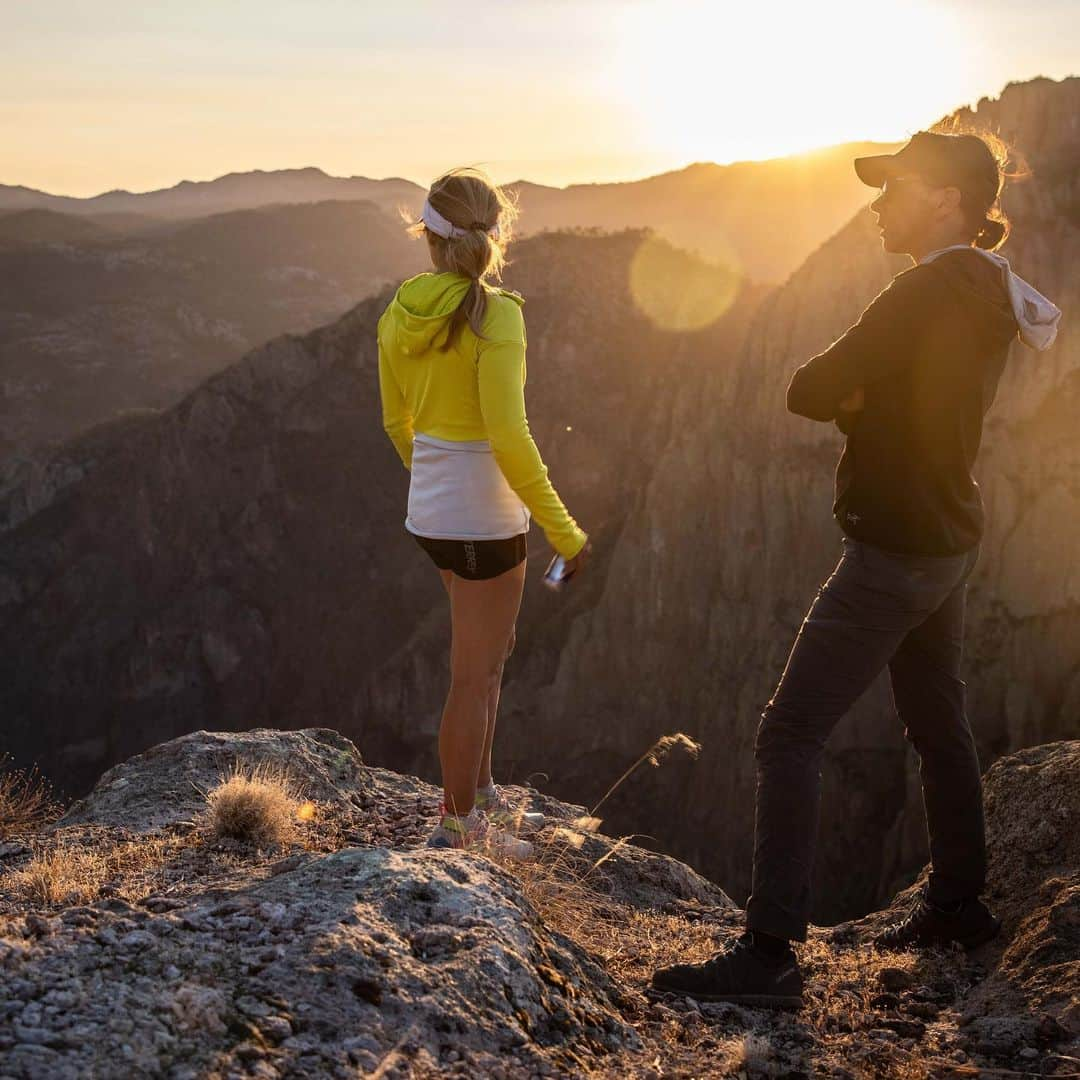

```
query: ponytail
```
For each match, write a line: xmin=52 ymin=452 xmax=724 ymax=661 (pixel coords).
xmin=974 ymin=215 xmax=1008 ymax=251
xmin=400 ymin=167 xmax=519 ymax=352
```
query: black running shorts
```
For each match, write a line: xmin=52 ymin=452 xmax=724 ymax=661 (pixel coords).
xmin=409 ymin=530 xmax=528 ymax=581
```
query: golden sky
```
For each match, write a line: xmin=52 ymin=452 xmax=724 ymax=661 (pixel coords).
xmin=3 ymin=0 xmax=1077 ymax=198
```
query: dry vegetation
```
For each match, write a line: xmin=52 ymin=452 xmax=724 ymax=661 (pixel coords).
xmin=203 ymin=758 xmax=309 ymax=848
xmin=0 ymin=752 xmax=63 ymax=838
xmin=1 ymin=739 xmax=1074 ymax=1079
xmin=1 ymin=757 xmax=322 ymax=914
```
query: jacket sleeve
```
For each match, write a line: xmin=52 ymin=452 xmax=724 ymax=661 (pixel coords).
xmin=377 ymin=333 xmax=414 ymax=470
xmin=476 ymin=328 xmax=588 ymax=559
xmin=787 ymin=267 xmax=928 ymax=422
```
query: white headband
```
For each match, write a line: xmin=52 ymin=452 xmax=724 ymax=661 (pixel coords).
xmin=421 ymin=198 xmax=501 ymax=242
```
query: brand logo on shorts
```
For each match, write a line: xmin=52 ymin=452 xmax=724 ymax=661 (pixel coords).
xmin=464 ymin=542 xmax=478 ymax=574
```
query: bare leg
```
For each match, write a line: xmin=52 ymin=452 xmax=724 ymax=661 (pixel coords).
xmin=438 ymin=563 xmax=525 ymax=817
xmin=477 ymin=629 xmax=515 ymax=789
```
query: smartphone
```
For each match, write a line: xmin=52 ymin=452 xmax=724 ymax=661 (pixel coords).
xmin=542 ymin=553 xmax=576 ymax=591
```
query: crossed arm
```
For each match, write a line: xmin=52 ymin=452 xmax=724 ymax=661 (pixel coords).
xmin=786 ymin=267 xmax=926 ymax=426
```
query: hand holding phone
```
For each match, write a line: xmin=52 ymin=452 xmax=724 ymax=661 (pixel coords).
xmin=542 ymin=540 xmax=592 ymax=591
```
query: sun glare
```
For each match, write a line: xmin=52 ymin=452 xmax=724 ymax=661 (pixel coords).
xmin=613 ymin=0 xmax=976 ymax=164
xmin=629 ymin=234 xmax=741 ymax=331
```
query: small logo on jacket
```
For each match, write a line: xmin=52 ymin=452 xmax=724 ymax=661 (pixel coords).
xmin=846 ymin=512 xmax=861 ymax=525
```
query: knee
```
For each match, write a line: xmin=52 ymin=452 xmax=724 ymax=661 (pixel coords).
xmin=449 ymin=663 xmax=503 ymax=699
xmin=754 ymin=701 xmax=827 ymax=763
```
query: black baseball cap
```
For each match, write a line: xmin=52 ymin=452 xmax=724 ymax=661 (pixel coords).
xmin=854 ymin=131 xmax=1000 ymax=201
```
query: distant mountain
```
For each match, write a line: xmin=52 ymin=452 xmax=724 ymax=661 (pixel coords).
xmin=0 ymin=140 xmax=901 ymax=479
xmin=0 ymin=167 xmax=424 ymax=223
xmin=0 ymin=198 xmax=428 ymax=524
xmin=510 ymin=140 xmax=904 ymax=282
xmin=0 ymin=209 xmax=113 ymax=247
xmin=0 ymin=141 xmax=902 ymax=516
xmin=2 ymin=141 xmax=903 ymax=284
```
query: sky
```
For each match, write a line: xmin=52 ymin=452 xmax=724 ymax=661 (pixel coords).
xmin=2 ymin=0 xmax=1078 ymax=198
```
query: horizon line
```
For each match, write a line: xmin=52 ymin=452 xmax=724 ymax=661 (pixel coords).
xmin=0 ymin=136 xmax=912 ymax=204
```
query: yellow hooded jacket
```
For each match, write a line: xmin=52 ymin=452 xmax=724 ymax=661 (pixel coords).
xmin=377 ymin=271 xmax=587 ymax=559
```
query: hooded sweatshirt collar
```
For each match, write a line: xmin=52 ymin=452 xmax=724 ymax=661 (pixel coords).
xmin=919 ymin=244 xmax=1062 ymax=351
xmin=385 ymin=271 xmax=473 ymax=354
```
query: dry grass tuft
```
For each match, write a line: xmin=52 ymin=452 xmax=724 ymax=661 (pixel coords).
xmin=714 ymin=1033 xmax=780 ymax=1077
xmin=4 ymin=834 xmax=172 ymax=906
xmin=590 ymin=733 xmax=701 ymax=819
xmin=503 ymin=733 xmax=711 ymax=976
xmin=0 ymin=754 xmax=63 ymax=838
xmin=204 ymin=759 xmax=305 ymax=848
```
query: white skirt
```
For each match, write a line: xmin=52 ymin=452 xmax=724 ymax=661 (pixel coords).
xmin=405 ymin=432 xmax=531 ymax=540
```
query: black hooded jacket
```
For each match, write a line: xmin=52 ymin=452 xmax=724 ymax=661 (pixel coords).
xmin=787 ymin=248 xmax=1020 ymax=556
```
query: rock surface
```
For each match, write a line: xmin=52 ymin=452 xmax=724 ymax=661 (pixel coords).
xmin=1 ymin=729 xmax=1076 ymax=1079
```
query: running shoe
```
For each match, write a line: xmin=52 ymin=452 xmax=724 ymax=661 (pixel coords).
xmin=426 ymin=804 xmax=535 ymax=859
xmin=474 ymin=783 xmax=546 ymax=835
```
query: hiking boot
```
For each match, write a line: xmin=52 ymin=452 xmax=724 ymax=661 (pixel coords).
xmin=474 ymin=783 xmax=546 ymax=835
xmin=649 ymin=931 xmax=803 ymax=1009
xmin=872 ymin=890 xmax=1001 ymax=952
xmin=426 ymin=804 xmax=535 ymax=860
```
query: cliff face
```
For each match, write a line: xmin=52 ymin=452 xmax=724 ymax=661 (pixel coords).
xmin=364 ymin=77 xmax=1080 ymax=921
xmin=505 ymin=76 xmax=1080 ymax=919
xmin=0 ymin=229 xmax=763 ymax=808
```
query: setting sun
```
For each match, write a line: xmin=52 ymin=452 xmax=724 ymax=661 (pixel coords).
xmin=612 ymin=0 xmax=975 ymax=165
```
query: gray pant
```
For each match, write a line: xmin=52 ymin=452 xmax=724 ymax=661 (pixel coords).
xmin=746 ymin=536 xmax=986 ymax=942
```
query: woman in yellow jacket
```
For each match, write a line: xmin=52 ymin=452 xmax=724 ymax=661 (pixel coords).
xmin=378 ymin=167 xmax=591 ymax=856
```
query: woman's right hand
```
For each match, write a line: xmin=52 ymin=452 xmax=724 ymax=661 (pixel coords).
xmin=565 ymin=539 xmax=593 ymax=575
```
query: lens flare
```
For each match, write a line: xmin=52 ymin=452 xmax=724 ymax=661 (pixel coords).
xmin=629 ymin=233 xmax=741 ymax=331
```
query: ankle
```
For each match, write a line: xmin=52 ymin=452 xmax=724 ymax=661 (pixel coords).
xmin=748 ymin=930 xmax=794 ymax=961
xmin=928 ymin=896 xmax=967 ymax=914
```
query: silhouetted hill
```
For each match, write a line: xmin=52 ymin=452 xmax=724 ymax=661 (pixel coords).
xmin=0 ymin=198 xmax=428 ymax=513
xmin=0 ymin=209 xmax=112 ymax=247
xmin=0 ymin=167 xmax=423 ymax=222
xmin=511 ymin=140 xmax=904 ymax=282
xmin=0 ymin=141 xmax=901 ymax=483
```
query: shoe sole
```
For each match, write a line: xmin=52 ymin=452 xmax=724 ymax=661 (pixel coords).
xmin=872 ymin=916 xmax=1002 ymax=952
xmin=647 ymin=987 xmax=803 ymax=1011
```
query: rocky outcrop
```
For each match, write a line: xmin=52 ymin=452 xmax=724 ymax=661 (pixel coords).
xmin=0 ymin=730 xmax=1075 ymax=1079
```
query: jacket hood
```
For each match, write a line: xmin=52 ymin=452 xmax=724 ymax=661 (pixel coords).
xmin=920 ymin=244 xmax=1062 ymax=351
xmin=380 ymin=272 xmax=527 ymax=356
xmin=381 ymin=271 xmax=473 ymax=354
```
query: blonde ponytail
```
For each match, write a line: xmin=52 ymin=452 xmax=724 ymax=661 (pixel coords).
xmin=401 ymin=167 xmax=519 ymax=351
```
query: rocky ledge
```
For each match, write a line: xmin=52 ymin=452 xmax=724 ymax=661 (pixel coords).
xmin=0 ymin=728 xmax=1076 ymax=1079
